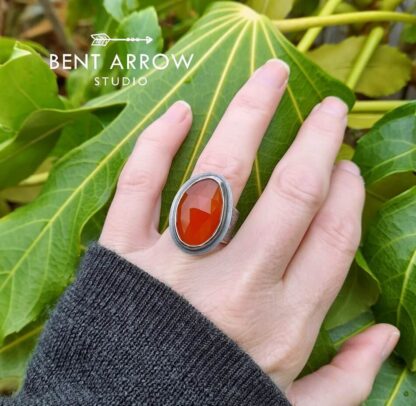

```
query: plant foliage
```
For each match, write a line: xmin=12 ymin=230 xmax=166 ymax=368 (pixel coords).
xmin=0 ymin=0 xmax=415 ymax=403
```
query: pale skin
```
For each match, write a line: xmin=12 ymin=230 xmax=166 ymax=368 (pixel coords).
xmin=100 ymin=59 xmax=400 ymax=405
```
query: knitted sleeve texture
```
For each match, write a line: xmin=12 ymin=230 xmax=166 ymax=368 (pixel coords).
xmin=2 ymin=244 xmax=290 ymax=406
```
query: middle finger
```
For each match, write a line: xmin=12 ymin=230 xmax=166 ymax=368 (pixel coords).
xmin=192 ymin=59 xmax=290 ymax=203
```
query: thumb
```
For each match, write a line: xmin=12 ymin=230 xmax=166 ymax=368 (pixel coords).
xmin=287 ymin=324 xmax=400 ymax=406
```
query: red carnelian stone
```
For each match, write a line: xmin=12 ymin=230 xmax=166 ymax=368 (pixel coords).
xmin=176 ymin=179 xmax=223 ymax=246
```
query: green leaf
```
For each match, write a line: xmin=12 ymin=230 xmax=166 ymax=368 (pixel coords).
xmin=52 ymin=113 xmax=106 ymax=158
xmin=328 ymin=310 xmax=376 ymax=349
xmin=0 ymin=321 xmax=43 ymax=394
xmin=0 ymin=2 xmax=353 ymax=343
xmin=362 ymin=187 xmax=416 ymax=370
xmin=67 ymin=7 xmax=162 ymax=104
xmin=247 ymin=0 xmax=295 ymax=19
xmin=307 ymin=36 xmax=412 ymax=98
xmin=0 ymin=41 xmax=63 ymax=141
xmin=191 ymin=0 xmax=219 ymax=14
xmin=353 ymin=102 xmax=416 ymax=186
xmin=363 ymin=172 xmax=416 ymax=232
xmin=365 ymin=356 xmax=416 ymax=405
xmin=402 ymin=24 xmax=416 ymax=44
xmin=324 ymin=259 xmax=379 ymax=330
xmin=0 ymin=109 xmax=108 ymax=189
xmin=336 ymin=143 xmax=355 ymax=161
xmin=104 ymin=0 xmax=140 ymax=22
xmin=291 ymin=0 xmax=319 ymax=17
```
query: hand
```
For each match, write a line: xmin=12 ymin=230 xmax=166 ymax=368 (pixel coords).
xmin=99 ymin=59 xmax=399 ymax=405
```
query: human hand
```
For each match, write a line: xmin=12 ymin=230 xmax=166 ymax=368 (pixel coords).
xmin=99 ymin=59 xmax=399 ymax=405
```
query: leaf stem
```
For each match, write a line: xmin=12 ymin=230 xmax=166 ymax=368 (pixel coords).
xmin=297 ymin=0 xmax=343 ymax=53
xmin=346 ymin=27 xmax=384 ymax=89
xmin=352 ymin=100 xmax=410 ymax=112
xmin=274 ymin=11 xmax=416 ymax=33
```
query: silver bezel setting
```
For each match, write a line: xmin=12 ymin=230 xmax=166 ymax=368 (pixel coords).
xmin=169 ymin=173 xmax=234 ymax=255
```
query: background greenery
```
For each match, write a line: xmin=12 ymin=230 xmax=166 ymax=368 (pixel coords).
xmin=0 ymin=0 xmax=415 ymax=404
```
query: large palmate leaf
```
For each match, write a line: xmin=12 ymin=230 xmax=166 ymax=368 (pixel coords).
xmin=324 ymin=258 xmax=379 ymax=330
xmin=0 ymin=108 xmax=119 ymax=189
xmin=0 ymin=2 xmax=353 ymax=343
xmin=354 ymin=102 xmax=416 ymax=186
xmin=0 ymin=39 xmax=63 ymax=142
xmin=362 ymin=187 xmax=416 ymax=370
xmin=247 ymin=0 xmax=295 ymax=19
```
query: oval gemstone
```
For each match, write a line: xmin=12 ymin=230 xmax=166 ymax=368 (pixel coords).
xmin=176 ymin=178 xmax=224 ymax=246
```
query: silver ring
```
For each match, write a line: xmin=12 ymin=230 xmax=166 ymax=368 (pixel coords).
xmin=169 ymin=173 xmax=239 ymax=255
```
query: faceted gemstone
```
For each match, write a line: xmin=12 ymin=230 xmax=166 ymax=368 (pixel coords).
xmin=176 ymin=178 xmax=223 ymax=246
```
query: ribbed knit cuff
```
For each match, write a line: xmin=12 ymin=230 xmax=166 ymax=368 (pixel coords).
xmin=72 ymin=244 xmax=290 ymax=405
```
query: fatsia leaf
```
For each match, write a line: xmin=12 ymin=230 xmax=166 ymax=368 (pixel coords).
xmin=364 ymin=355 xmax=416 ymax=405
xmin=291 ymin=0 xmax=319 ymax=17
xmin=362 ymin=187 xmax=416 ymax=370
xmin=363 ymin=172 xmax=416 ymax=233
xmin=247 ymin=0 xmax=295 ymax=19
xmin=0 ymin=40 xmax=63 ymax=142
xmin=191 ymin=0 xmax=218 ymax=14
xmin=402 ymin=24 xmax=416 ymax=44
xmin=51 ymin=112 xmax=106 ymax=158
xmin=0 ymin=321 xmax=43 ymax=394
xmin=0 ymin=2 xmax=353 ymax=343
xmin=307 ymin=36 xmax=412 ymax=98
xmin=324 ymin=259 xmax=379 ymax=330
xmin=328 ymin=310 xmax=376 ymax=349
xmin=67 ymin=7 xmax=162 ymax=105
xmin=103 ymin=0 xmax=139 ymax=22
xmin=354 ymin=102 xmax=416 ymax=186
xmin=0 ymin=108 xmax=119 ymax=189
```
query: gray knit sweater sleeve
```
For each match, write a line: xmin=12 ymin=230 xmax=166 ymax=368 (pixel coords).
xmin=2 ymin=244 xmax=290 ymax=406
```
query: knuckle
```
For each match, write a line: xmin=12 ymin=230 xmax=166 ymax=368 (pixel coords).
xmin=196 ymin=152 xmax=246 ymax=190
xmin=305 ymin=112 xmax=346 ymax=139
xmin=117 ymin=168 xmax=155 ymax=195
xmin=272 ymin=165 xmax=326 ymax=210
xmin=232 ymin=89 xmax=270 ymax=117
xmin=137 ymin=131 xmax=169 ymax=153
xmin=316 ymin=211 xmax=361 ymax=257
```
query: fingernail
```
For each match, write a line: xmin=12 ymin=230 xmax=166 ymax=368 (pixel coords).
xmin=253 ymin=59 xmax=290 ymax=88
xmin=337 ymin=160 xmax=361 ymax=176
xmin=381 ymin=329 xmax=400 ymax=361
xmin=164 ymin=101 xmax=191 ymax=122
xmin=317 ymin=97 xmax=348 ymax=118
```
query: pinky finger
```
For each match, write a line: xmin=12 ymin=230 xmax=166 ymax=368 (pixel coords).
xmin=287 ymin=324 xmax=400 ymax=406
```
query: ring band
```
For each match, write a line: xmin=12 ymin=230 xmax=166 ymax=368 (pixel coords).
xmin=169 ymin=173 xmax=239 ymax=255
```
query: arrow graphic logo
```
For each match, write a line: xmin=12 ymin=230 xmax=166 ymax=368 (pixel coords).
xmin=91 ymin=33 xmax=153 ymax=47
